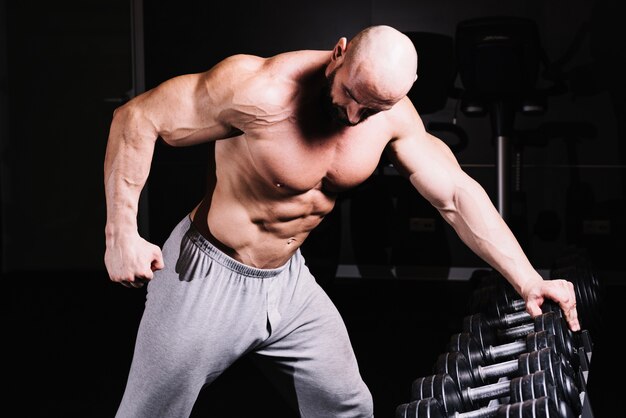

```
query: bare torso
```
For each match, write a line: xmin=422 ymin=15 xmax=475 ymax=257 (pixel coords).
xmin=188 ymin=51 xmax=400 ymax=268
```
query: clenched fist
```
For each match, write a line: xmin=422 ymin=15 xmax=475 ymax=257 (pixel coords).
xmin=105 ymin=232 xmax=164 ymax=288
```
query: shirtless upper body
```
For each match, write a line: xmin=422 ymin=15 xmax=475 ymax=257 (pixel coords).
xmin=103 ymin=25 xmax=580 ymax=331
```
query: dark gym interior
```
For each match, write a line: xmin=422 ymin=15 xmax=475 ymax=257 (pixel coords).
xmin=3 ymin=0 xmax=624 ymax=417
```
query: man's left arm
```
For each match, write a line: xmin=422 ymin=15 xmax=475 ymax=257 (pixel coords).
xmin=385 ymin=99 xmax=580 ymax=331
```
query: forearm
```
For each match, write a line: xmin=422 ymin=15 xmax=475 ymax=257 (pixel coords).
xmin=104 ymin=105 xmax=158 ymax=242
xmin=437 ymin=177 xmax=542 ymax=294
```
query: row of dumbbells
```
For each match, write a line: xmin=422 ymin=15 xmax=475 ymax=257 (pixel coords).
xmin=395 ymin=250 xmax=598 ymax=417
xmin=396 ymin=314 xmax=591 ymax=417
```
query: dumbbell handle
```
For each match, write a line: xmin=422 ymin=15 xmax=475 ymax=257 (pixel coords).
xmin=476 ymin=358 xmax=519 ymax=382
xmin=497 ymin=322 xmax=535 ymax=341
xmin=485 ymin=337 xmax=534 ymax=361
xmin=449 ymin=330 xmax=556 ymax=370
xmin=493 ymin=308 xmax=529 ymax=328
xmin=462 ymin=380 xmax=510 ymax=405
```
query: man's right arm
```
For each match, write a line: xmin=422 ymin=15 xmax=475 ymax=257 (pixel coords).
xmin=103 ymin=96 xmax=163 ymax=288
xmin=103 ymin=56 xmax=254 ymax=287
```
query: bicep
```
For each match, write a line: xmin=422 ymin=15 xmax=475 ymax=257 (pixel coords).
xmin=386 ymin=112 xmax=464 ymax=210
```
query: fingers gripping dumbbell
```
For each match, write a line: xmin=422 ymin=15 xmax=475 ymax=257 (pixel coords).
xmin=396 ymin=396 xmax=561 ymax=418
xmin=409 ymin=370 xmax=574 ymax=418
xmin=432 ymin=348 xmax=581 ymax=414
xmin=469 ymin=260 xmax=602 ymax=334
xmin=472 ymin=288 xmax=562 ymax=330
xmin=486 ymin=300 xmax=560 ymax=330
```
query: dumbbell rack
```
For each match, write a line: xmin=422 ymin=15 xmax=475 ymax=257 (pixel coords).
xmin=396 ymin=315 xmax=595 ymax=417
xmin=396 ymin=257 xmax=599 ymax=417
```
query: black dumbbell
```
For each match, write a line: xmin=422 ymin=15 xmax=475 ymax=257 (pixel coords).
xmin=396 ymin=396 xmax=562 ymax=418
xmin=448 ymin=329 xmax=556 ymax=368
xmin=431 ymin=348 xmax=580 ymax=414
xmin=485 ymin=299 xmax=561 ymax=330
xmin=462 ymin=312 xmax=578 ymax=368
xmin=550 ymin=261 xmax=603 ymax=335
xmin=410 ymin=370 xmax=574 ymax=418
xmin=435 ymin=346 xmax=557 ymax=387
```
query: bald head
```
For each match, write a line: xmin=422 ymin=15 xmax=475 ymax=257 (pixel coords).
xmin=323 ymin=25 xmax=418 ymax=125
xmin=344 ymin=25 xmax=418 ymax=102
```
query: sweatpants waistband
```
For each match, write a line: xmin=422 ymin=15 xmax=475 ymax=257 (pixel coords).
xmin=183 ymin=215 xmax=291 ymax=278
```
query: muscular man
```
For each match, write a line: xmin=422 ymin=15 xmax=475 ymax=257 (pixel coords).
xmin=104 ymin=25 xmax=580 ymax=417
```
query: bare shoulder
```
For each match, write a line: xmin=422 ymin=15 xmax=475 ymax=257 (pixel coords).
xmin=198 ymin=54 xmax=266 ymax=95
xmin=202 ymin=50 xmax=329 ymax=118
xmin=385 ymin=96 xmax=428 ymax=141
xmin=200 ymin=53 xmax=288 ymax=109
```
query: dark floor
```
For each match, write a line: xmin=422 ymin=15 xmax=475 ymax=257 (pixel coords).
xmin=7 ymin=270 xmax=622 ymax=417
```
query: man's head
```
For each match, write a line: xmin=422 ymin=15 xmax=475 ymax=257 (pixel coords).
xmin=324 ymin=25 xmax=418 ymax=126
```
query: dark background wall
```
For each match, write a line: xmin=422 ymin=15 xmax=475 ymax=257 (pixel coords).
xmin=2 ymin=0 xmax=624 ymax=274
xmin=3 ymin=0 xmax=623 ymax=417
xmin=2 ymin=0 xmax=131 ymax=271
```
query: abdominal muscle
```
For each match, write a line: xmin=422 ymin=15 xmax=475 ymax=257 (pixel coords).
xmin=190 ymin=165 xmax=336 ymax=269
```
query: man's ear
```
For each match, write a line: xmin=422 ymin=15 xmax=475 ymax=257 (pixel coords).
xmin=332 ymin=37 xmax=348 ymax=62
xmin=326 ymin=37 xmax=347 ymax=77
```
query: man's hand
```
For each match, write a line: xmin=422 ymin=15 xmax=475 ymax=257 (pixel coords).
xmin=522 ymin=278 xmax=581 ymax=332
xmin=105 ymin=232 xmax=165 ymax=288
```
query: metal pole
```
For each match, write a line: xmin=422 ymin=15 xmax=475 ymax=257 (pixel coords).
xmin=497 ymin=135 xmax=510 ymax=221
xmin=491 ymin=99 xmax=513 ymax=223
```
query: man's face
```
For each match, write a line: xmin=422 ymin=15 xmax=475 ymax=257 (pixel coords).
xmin=323 ymin=67 xmax=391 ymax=127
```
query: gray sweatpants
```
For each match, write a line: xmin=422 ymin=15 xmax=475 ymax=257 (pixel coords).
xmin=115 ymin=215 xmax=373 ymax=418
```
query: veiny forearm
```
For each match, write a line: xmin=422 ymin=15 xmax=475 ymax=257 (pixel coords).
xmin=438 ymin=177 xmax=542 ymax=294
xmin=104 ymin=105 xmax=158 ymax=242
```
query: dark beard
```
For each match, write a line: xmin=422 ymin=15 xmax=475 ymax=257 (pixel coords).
xmin=321 ymin=70 xmax=356 ymax=127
